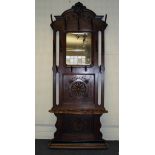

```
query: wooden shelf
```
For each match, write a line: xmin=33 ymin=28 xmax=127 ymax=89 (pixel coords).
xmin=49 ymin=105 xmax=108 ymax=115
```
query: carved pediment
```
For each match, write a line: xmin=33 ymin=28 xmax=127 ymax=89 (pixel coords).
xmin=51 ymin=2 xmax=107 ymax=31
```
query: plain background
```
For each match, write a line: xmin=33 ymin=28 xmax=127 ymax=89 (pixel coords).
xmin=1 ymin=0 xmax=155 ymax=155
xmin=35 ymin=0 xmax=119 ymax=140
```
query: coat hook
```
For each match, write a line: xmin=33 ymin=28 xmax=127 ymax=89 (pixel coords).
xmin=56 ymin=65 xmax=58 ymax=73
xmin=50 ymin=14 xmax=53 ymax=23
xmin=105 ymin=14 xmax=107 ymax=23
xmin=99 ymin=65 xmax=102 ymax=73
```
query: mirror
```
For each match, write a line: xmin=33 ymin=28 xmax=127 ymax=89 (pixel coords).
xmin=66 ymin=32 xmax=92 ymax=65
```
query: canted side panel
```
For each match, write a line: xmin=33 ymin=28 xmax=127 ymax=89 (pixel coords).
xmin=62 ymin=74 xmax=95 ymax=105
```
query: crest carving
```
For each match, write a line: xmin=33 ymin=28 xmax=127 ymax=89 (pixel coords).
xmin=71 ymin=2 xmax=86 ymax=15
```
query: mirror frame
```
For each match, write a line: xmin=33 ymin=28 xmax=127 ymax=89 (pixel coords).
xmin=64 ymin=31 xmax=94 ymax=67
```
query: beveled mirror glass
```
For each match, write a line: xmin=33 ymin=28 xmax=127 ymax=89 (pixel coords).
xmin=66 ymin=32 xmax=92 ymax=65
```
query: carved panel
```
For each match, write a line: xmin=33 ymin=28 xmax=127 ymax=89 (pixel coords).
xmin=63 ymin=74 xmax=94 ymax=104
xmin=65 ymin=13 xmax=78 ymax=30
xmin=62 ymin=115 xmax=93 ymax=133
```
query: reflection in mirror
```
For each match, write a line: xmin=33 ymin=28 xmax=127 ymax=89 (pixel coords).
xmin=66 ymin=32 xmax=91 ymax=65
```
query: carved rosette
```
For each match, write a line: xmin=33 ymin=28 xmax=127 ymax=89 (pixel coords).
xmin=70 ymin=80 xmax=86 ymax=97
xmin=68 ymin=76 xmax=90 ymax=97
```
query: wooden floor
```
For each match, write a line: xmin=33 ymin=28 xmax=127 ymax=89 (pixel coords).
xmin=35 ymin=139 xmax=119 ymax=155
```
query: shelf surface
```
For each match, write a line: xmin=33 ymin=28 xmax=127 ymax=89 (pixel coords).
xmin=49 ymin=104 xmax=108 ymax=115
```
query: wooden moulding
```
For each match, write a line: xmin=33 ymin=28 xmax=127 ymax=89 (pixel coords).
xmin=48 ymin=141 xmax=108 ymax=149
xmin=49 ymin=105 xmax=108 ymax=115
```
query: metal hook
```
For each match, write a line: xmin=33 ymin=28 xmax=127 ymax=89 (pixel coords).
xmin=99 ymin=65 xmax=102 ymax=73
xmin=56 ymin=65 xmax=58 ymax=73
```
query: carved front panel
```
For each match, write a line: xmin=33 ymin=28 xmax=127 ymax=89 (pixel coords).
xmin=63 ymin=74 xmax=94 ymax=105
xmin=63 ymin=115 xmax=94 ymax=133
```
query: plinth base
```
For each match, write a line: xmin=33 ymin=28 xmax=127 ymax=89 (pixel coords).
xmin=48 ymin=141 xmax=108 ymax=149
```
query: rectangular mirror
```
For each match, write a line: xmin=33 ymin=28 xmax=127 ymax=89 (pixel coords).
xmin=66 ymin=32 xmax=92 ymax=65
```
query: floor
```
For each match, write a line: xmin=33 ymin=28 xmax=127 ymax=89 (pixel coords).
xmin=35 ymin=139 xmax=119 ymax=155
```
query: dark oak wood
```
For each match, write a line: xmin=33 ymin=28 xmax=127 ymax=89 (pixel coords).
xmin=49 ymin=106 xmax=107 ymax=115
xmin=49 ymin=2 xmax=108 ymax=149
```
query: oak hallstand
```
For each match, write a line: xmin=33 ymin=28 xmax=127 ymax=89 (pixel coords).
xmin=48 ymin=2 xmax=108 ymax=149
